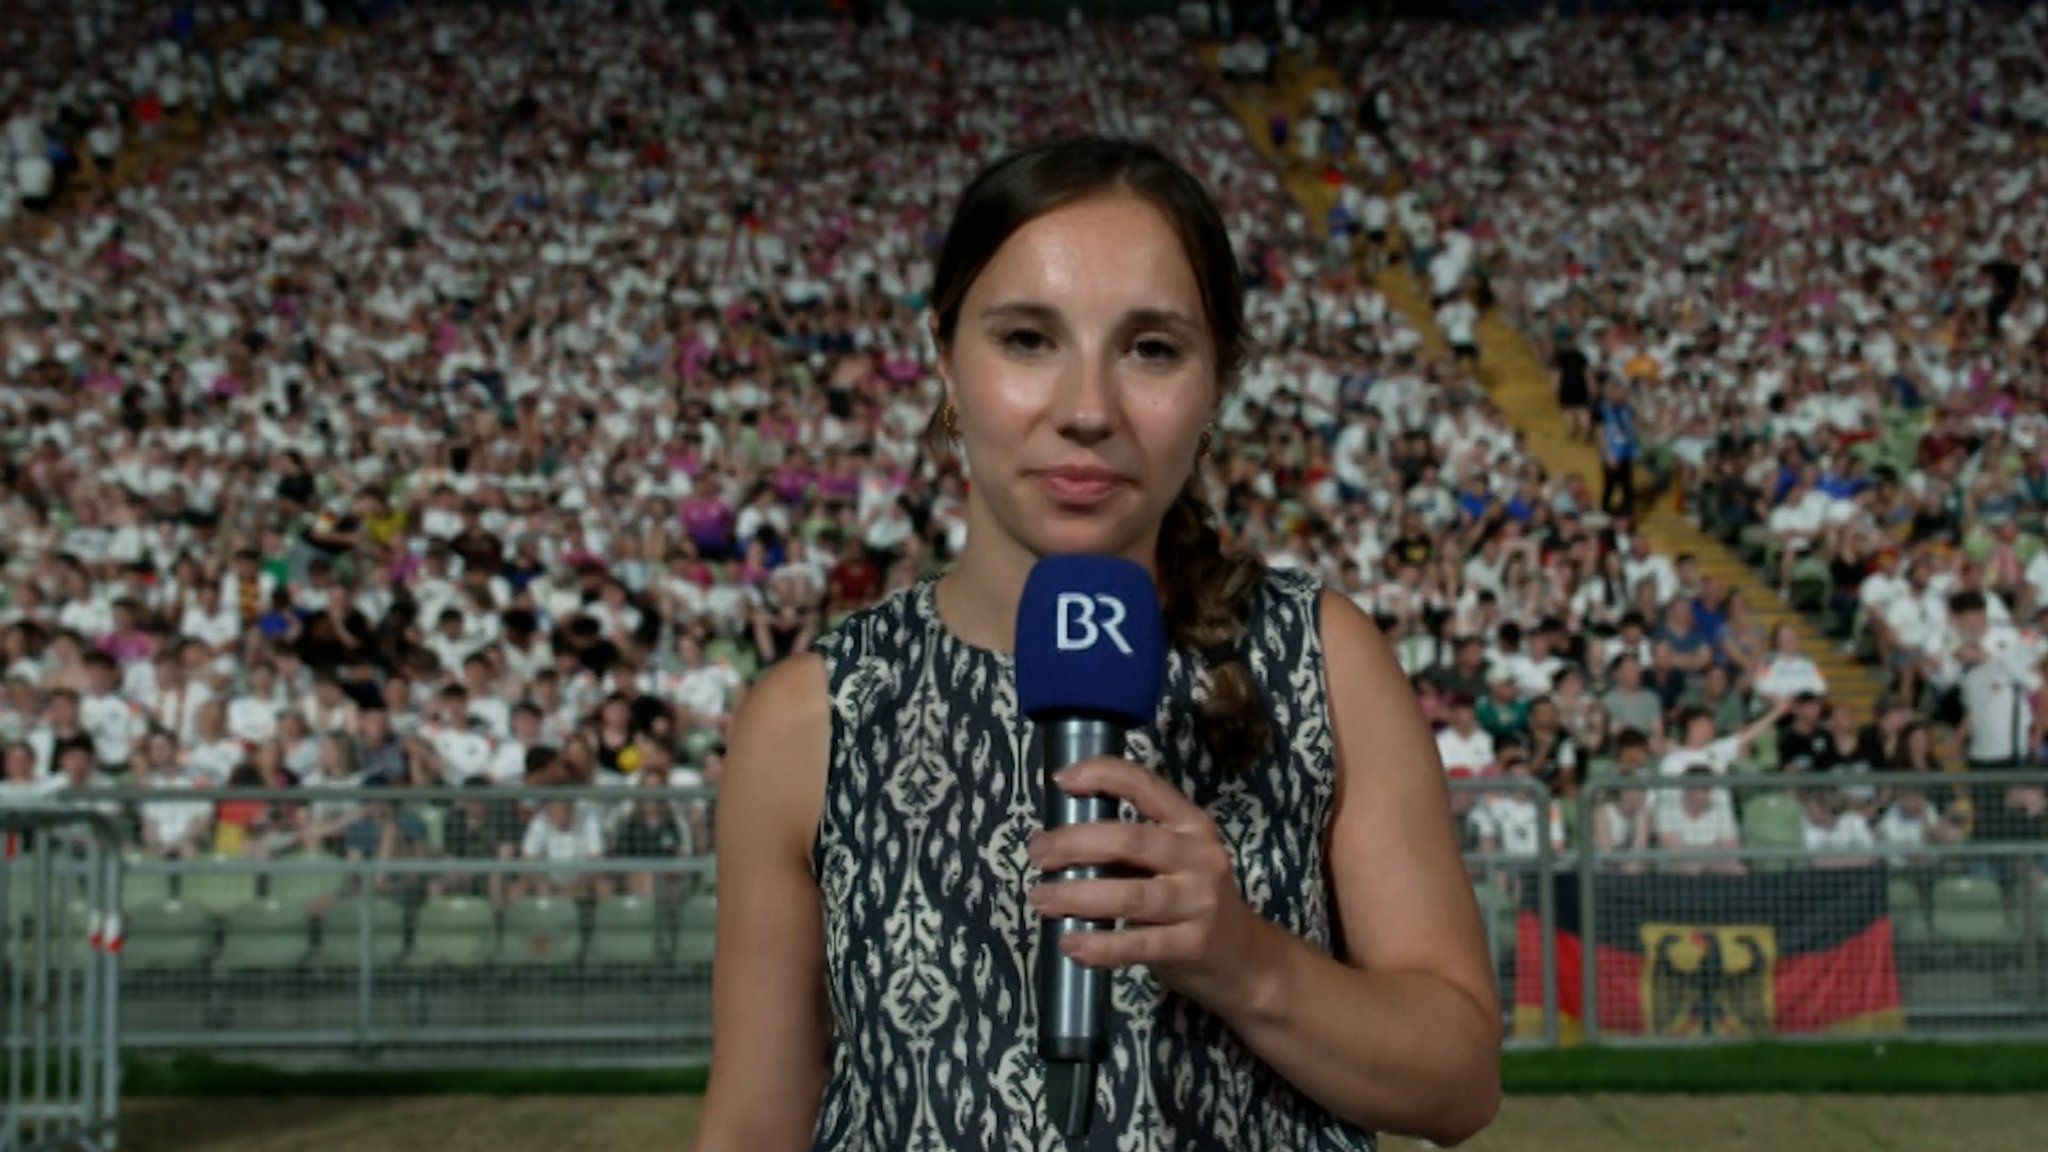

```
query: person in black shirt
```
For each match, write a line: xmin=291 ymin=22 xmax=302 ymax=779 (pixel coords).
xmin=435 ymin=778 xmax=524 ymax=905
xmin=1774 ymin=692 xmax=1835 ymax=772
xmin=613 ymin=776 xmax=687 ymax=901
xmin=1554 ymin=342 xmax=1592 ymax=444
xmin=1387 ymin=509 xmax=1436 ymax=568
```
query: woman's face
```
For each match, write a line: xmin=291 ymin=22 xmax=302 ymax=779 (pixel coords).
xmin=938 ymin=193 xmax=1215 ymax=568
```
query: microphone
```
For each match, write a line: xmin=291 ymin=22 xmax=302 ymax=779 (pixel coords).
xmin=1014 ymin=554 xmax=1166 ymax=1138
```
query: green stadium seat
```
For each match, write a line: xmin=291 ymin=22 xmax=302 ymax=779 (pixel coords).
xmin=215 ymin=899 xmax=310 ymax=971
xmin=1887 ymin=877 xmax=1931 ymax=946
xmin=409 ymin=896 xmax=497 ymax=969
xmin=264 ymin=855 xmax=344 ymax=908
xmin=120 ymin=868 xmax=174 ymax=911
xmin=587 ymin=895 xmax=661 ymax=966
xmin=1741 ymin=794 xmax=1804 ymax=874
xmin=1929 ymin=876 xmax=2018 ymax=944
xmin=122 ymin=900 xmax=215 ymax=971
xmin=1788 ymin=558 xmax=1832 ymax=610
xmin=501 ymin=896 xmax=583 ymax=967
xmin=310 ymin=896 xmax=408 ymax=968
xmin=1471 ymin=883 xmax=1516 ymax=968
xmin=179 ymin=864 xmax=258 ymax=918
xmin=676 ymin=891 xmax=717 ymax=968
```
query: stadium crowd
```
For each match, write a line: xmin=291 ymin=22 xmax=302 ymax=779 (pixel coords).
xmin=1334 ymin=0 xmax=2048 ymax=881
xmin=0 ymin=0 xmax=1454 ymax=894
xmin=0 ymin=0 xmax=2039 ymax=911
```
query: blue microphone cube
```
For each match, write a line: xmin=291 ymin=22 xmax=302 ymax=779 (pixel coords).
xmin=1013 ymin=554 xmax=1166 ymax=726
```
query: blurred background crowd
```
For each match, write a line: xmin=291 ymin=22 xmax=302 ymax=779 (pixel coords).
xmin=0 ymin=0 xmax=2043 ymax=908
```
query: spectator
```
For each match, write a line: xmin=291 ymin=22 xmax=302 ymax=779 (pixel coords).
xmin=519 ymin=796 xmax=609 ymax=901
xmin=1652 ymin=766 xmax=1745 ymax=877
xmin=1798 ymin=788 xmax=1879 ymax=871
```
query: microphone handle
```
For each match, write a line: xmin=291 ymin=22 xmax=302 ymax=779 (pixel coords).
xmin=1038 ymin=715 xmax=1123 ymax=1136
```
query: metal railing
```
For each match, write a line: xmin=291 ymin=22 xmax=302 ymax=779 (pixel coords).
xmin=4 ymin=769 xmax=2045 ymax=1066
xmin=3 ymin=811 xmax=123 ymax=1152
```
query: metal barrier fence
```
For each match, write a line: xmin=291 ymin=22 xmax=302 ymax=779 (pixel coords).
xmin=46 ymin=785 xmax=718 ymax=1069
xmin=1449 ymin=776 xmax=1562 ymax=1050
xmin=2 ymin=811 xmax=123 ymax=1152
xmin=4 ymin=769 xmax=2045 ymax=1066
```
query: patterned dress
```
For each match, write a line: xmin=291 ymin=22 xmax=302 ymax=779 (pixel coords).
xmin=806 ymin=568 xmax=1377 ymax=1151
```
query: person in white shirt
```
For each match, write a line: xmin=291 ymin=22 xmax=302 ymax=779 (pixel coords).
xmin=1798 ymin=789 xmax=1877 ymax=869
xmin=1936 ymin=590 xmax=2042 ymax=767
xmin=518 ymin=797 xmax=609 ymax=900
xmin=484 ymin=704 xmax=545 ymax=785
xmin=1752 ymin=623 xmax=1828 ymax=703
xmin=1874 ymin=787 xmax=1961 ymax=870
xmin=1434 ymin=696 xmax=1495 ymax=775
xmin=1651 ymin=766 xmax=1745 ymax=875
xmin=77 ymin=653 xmax=143 ymax=769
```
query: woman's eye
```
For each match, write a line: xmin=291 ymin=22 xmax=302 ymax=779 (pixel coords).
xmin=1000 ymin=328 xmax=1049 ymax=354
xmin=1133 ymin=337 xmax=1183 ymax=365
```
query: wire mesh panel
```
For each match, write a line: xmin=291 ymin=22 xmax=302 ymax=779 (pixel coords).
xmin=2 ymin=809 xmax=123 ymax=1152
xmin=1574 ymin=770 xmax=2048 ymax=1044
xmin=1448 ymin=775 xmax=1561 ymax=1048
xmin=98 ymin=785 xmax=716 ymax=1067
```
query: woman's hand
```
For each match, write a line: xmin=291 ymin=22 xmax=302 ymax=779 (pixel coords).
xmin=1027 ymin=756 xmax=1262 ymax=1009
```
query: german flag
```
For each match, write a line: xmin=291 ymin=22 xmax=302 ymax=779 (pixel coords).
xmin=1511 ymin=867 xmax=1904 ymax=1041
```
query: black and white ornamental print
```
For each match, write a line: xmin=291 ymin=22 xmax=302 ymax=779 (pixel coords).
xmin=807 ymin=568 xmax=1375 ymax=1152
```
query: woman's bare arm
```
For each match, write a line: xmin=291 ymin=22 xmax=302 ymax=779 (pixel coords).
xmin=690 ymin=654 xmax=832 ymax=1151
xmin=1199 ymin=591 xmax=1501 ymax=1144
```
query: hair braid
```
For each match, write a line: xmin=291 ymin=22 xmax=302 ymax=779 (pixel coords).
xmin=1158 ymin=479 xmax=1269 ymax=774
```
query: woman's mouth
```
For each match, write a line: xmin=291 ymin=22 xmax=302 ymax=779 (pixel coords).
xmin=1033 ymin=466 xmax=1130 ymax=507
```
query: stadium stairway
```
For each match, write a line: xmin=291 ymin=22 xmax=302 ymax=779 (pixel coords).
xmin=1209 ymin=50 xmax=1881 ymax=719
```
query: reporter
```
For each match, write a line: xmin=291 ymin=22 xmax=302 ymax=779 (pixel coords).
xmin=693 ymin=135 xmax=1500 ymax=1152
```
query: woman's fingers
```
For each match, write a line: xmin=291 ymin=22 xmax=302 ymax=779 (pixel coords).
xmin=1051 ymin=756 xmax=1214 ymax=832
xmin=1029 ymin=818 xmax=1181 ymax=876
xmin=1030 ymin=873 xmax=1201 ymax=926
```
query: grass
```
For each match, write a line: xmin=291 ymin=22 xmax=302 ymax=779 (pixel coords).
xmin=120 ymin=1093 xmax=2048 ymax=1152
xmin=119 ymin=1040 xmax=2048 ymax=1099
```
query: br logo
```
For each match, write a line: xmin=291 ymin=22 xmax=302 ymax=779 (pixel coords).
xmin=1054 ymin=593 xmax=1134 ymax=656
xmin=1640 ymin=923 xmax=1777 ymax=1037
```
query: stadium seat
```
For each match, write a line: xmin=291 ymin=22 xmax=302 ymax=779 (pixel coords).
xmin=310 ymin=896 xmax=408 ymax=968
xmin=179 ymin=864 xmax=259 ymax=918
xmin=1788 ymin=557 xmax=1832 ymax=611
xmin=1887 ymin=877 xmax=1932 ymax=946
xmin=1741 ymin=795 xmax=1804 ymax=873
xmin=120 ymin=867 xmax=174 ymax=911
xmin=1929 ymin=876 xmax=2018 ymax=945
xmin=1748 ymin=724 xmax=1779 ymax=769
xmin=1470 ymin=883 xmax=1516 ymax=969
xmin=121 ymin=899 xmax=215 ymax=971
xmin=215 ymin=899 xmax=311 ymax=971
xmin=587 ymin=895 xmax=662 ymax=966
xmin=264 ymin=854 xmax=344 ymax=908
xmin=408 ymin=896 xmax=497 ymax=969
xmin=501 ymin=896 xmax=584 ymax=967
xmin=676 ymin=891 xmax=717 ymax=968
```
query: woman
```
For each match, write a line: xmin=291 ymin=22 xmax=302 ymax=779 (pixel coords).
xmin=694 ymin=138 xmax=1499 ymax=1150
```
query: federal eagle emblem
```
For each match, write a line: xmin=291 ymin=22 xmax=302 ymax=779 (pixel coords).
xmin=1640 ymin=922 xmax=1777 ymax=1037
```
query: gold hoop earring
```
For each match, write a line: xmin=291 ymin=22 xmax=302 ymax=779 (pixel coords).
xmin=941 ymin=402 xmax=961 ymax=440
xmin=1198 ymin=424 xmax=1215 ymax=457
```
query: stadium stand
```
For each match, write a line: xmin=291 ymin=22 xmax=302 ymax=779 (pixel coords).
xmin=1309 ymin=2 xmax=2048 ymax=887
xmin=3 ymin=0 xmax=2045 ymax=1056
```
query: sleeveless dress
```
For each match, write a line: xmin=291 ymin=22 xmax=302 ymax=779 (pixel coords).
xmin=807 ymin=568 xmax=1377 ymax=1152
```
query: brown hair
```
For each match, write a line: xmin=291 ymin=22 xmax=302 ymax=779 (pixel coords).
xmin=923 ymin=135 xmax=1269 ymax=771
